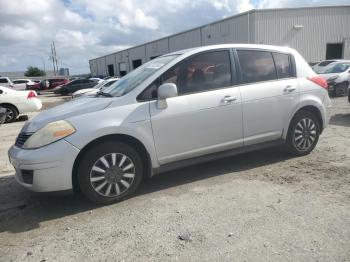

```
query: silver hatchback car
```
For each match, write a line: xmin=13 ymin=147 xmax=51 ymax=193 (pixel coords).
xmin=9 ymin=44 xmax=331 ymax=204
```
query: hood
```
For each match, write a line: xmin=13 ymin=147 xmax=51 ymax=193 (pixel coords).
xmin=319 ymin=73 xmax=338 ymax=80
xmin=22 ymin=97 xmax=113 ymax=133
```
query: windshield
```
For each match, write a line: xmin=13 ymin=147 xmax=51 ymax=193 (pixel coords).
xmin=102 ymin=55 xmax=179 ymax=97
xmin=321 ymin=63 xmax=350 ymax=74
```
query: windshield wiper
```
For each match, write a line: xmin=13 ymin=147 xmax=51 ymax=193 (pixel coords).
xmin=96 ymin=91 xmax=113 ymax=97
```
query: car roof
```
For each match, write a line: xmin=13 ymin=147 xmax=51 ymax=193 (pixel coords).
xmin=164 ymin=44 xmax=294 ymax=57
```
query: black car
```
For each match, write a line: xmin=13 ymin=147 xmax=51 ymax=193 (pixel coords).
xmin=58 ymin=79 xmax=99 ymax=95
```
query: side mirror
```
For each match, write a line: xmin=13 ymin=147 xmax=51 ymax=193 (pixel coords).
xmin=157 ymin=83 xmax=178 ymax=109
xmin=158 ymin=83 xmax=178 ymax=100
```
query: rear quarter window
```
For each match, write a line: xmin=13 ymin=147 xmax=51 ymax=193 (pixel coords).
xmin=237 ymin=50 xmax=277 ymax=84
xmin=272 ymin=52 xmax=293 ymax=79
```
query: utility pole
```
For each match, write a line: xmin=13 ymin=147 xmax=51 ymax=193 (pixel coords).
xmin=53 ymin=41 xmax=59 ymax=74
xmin=50 ymin=41 xmax=59 ymax=76
xmin=50 ymin=42 xmax=56 ymax=76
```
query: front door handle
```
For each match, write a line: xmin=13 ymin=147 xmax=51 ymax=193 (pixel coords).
xmin=284 ymin=86 xmax=296 ymax=92
xmin=222 ymin=95 xmax=237 ymax=103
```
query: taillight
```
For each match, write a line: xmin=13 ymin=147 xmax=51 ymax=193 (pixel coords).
xmin=307 ymin=75 xmax=328 ymax=89
xmin=27 ymin=91 xmax=37 ymax=99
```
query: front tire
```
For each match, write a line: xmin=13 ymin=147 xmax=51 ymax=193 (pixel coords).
xmin=3 ymin=105 xmax=18 ymax=123
xmin=77 ymin=141 xmax=143 ymax=204
xmin=286 ymin=110 xmax=320 ymax=156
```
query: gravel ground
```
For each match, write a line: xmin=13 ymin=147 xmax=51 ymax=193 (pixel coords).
xmin=0 ymin=95 xmax=349 ymax=262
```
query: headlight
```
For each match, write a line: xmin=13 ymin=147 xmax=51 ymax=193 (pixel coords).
xmin=328 ymin=75 xmax=338 ymax=81
xmin=23 ymin=120 xmax=75 ymax=149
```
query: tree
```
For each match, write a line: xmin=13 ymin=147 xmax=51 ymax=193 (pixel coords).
xmin=24 ymin=66 xmax=46 ymax=77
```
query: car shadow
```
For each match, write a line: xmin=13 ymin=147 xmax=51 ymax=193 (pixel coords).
xmin=330 ymin=113 xmax=350 ymax=127
xmin=0 ymin=146 xmax=291 ymax=234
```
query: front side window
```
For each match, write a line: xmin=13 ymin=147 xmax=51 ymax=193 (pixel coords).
xmin=273 ymin=52 xmax=293 ymax=79
xmin=103 ymin=55 xmax=179 ymax=97
xmin=161 ymin=51 xmax=232 ymax=95
xmin=237 ymin=50 xmax=277 ymax=84
xmin=0 ymin=79 xmax=9 ymax=83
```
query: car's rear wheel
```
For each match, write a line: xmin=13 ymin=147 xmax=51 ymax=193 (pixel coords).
xmin=3 ymin=105 xmax=18 ymax=123
xmin=286 ymin=110 xmax=320 ymax=156
xmin=77 ymin=141 xmax=143 ymax=204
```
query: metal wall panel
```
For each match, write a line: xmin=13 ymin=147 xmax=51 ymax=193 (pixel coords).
xmin=115 ymin=50 xmax=130 ymax=74
xmin=201 ymin=14 xmax=251 ymax=45
xmin=96 ymin=57 xmax=106 ymax=76
xmin=105 ymin=54 xmax=116 ymax=76
xmin=89 ymin=59 xmax=98 ymax=76
xmin=145 ymin=38 xmax=169 ymax=61
xmin=169 ymin=29 xmax=201 ymax=52
xmin=254 ymin=6 xmax=350 ymax=62
xmin=129 ymin=46 xmax=146 ymax=65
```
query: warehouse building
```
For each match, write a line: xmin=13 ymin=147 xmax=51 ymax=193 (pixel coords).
xmin=89 ymin=5 xmax=350 ymax=77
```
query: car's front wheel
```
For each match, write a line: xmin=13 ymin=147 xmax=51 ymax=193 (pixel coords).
xmin=286 ymin=110 xmax=320 ymax=156
xmin=3 ymin=105 xmax=18 ymax=123
xmin=77 ymin=141 xmax=143 ymax=204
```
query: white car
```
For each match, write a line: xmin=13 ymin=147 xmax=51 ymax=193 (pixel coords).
xmin=12 ymin=79 xmax=36 ymax=91
xmin=0 ymin=86 xmax=42 ymax=123
xmin=318 ymin=61 xmax=350 ymax=97
xmin=312 ymin=59 xmax=342 ymax=73
xmin=0 ymin=77 xmax=14 ymax=89
xmin=9 ymin=44 xmax=331 ymax=204
xmin=89 ymin=77 xmax=104 ymax=84
xmin=72 ymin=78 xmax=120 ymax=98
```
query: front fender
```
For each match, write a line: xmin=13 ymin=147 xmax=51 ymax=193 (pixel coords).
xmin=64 ymin=102 xmax=159 ymax=168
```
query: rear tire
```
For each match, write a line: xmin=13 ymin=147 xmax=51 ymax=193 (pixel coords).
xmin=3 ymin=105 xmax=18 ymax=123
xmin=77 ymin=141 xmax=143 ymax=204
xmin=286 ymin=110 xmax=320 ymax=156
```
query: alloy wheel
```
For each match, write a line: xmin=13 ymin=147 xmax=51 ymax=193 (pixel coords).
xmin=293 ymin=118 xmax=317 ymax=151
xmin=90 ymin=153 xmax=136 ymax=197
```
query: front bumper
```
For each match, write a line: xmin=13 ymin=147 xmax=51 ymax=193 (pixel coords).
xmin=8 ymin=139 xmax=80 ymax=192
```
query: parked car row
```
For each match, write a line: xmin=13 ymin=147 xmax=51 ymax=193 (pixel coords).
xmin=72 ymin=77 xmax=120 ymax=98
xmin=53 ymin=78 xmax=104 ymax=96
xmin=312 ymin=59 xmax=350 ymax=97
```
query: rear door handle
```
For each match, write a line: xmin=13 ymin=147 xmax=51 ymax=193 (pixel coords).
xmin=222 ymin=95 xmax=237 ymax=103
xmin=284 ymin=86 xmax=296 ymax=92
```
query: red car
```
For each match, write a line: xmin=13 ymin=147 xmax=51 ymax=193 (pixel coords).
xmin=48 ymin=78 xmax=69 ymax=89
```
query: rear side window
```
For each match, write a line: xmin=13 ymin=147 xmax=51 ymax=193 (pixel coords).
xmin=0 ymin=79 xmax=8 ymax=83
xmin=161 ymin=50 xmax=232 ymax=95
xmin=272 ymin=52 xmax=293 ymax=79
xmin=237 ymin=50 xmax=277 ymax=84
